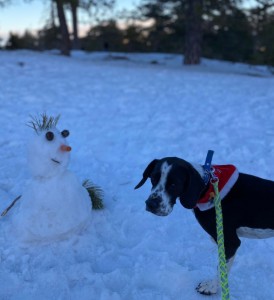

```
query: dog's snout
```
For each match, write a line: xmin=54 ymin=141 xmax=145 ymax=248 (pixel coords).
xmin=146 ymin=198 xmax=159 ymax=210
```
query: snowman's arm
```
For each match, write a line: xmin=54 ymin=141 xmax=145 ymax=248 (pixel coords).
xmin=1 ymin=195 xmax=22 ymax=217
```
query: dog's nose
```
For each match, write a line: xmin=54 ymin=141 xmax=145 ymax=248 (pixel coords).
xmin=146 ymin=198 xmax=160 ymax=210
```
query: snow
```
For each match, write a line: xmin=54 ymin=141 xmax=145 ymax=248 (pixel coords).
xmin=9 ymin=123 xmax=91 ymax=244
xmin=27 ymin=127 xmax=71 ymax=178
xmin=1 ymin=50 xmax=274 ymax=299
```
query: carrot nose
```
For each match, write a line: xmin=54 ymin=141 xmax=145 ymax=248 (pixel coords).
xmin=60 ymin=144 xmax=72 ymax=152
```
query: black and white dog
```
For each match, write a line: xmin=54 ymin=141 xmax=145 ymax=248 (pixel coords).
xmin=135 ymin=157 xmax=274 ymax=295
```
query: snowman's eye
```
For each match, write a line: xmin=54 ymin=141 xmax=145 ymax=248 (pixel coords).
xmin=46 ymin=131 xmax=54 ymax=141
xmin=61 ymin=130 xmax=70 ymax=138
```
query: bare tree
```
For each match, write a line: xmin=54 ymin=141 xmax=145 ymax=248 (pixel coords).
xmin=184 ymin=0 xmax=203 ymax=65
xmin=68 ymin=0 xmax=115 ymax=50
xmin=70 ymin=0 xmax=81 ymax=49
xmin=55 ymin=0 xmax=71 ymax=55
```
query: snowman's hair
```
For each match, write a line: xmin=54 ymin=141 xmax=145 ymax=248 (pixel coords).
xmin=28 ymin=114 xmax=60 ymax=133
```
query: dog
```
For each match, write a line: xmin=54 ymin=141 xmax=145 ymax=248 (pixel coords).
xmin=135 ymin=157 xmax=274 ymax=295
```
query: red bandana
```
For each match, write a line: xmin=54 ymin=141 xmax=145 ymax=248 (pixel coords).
xmin=196 ymin=165 xmax=239 ymax=211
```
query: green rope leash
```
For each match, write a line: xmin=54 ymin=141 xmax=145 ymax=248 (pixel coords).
xmin=212 ymin=180 xmax=230 ymax=300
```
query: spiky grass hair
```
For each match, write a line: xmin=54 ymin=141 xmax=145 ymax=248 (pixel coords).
xmin=28 ymin=113 xmax=60 ymax=133
xmin=82 ymin=180 xmax=104 ymax=210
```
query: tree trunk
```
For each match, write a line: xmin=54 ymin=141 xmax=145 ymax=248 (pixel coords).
xmin=55 ymin=0 xmax=71 ymax=56
xmin=71 ymin=0 xmax=80 ymax=50
xmin=184 ymin=0 xmax=203 ymax=65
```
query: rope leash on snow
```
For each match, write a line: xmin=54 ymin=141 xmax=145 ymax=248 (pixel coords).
xmin=212 ymin=179 xmax=230 ymax=300
xmin=204 ymin=151 xmax=230 ymax=300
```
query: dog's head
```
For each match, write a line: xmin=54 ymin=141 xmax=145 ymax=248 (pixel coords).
xmin=135 ymin=157 xmax=205 ymax=216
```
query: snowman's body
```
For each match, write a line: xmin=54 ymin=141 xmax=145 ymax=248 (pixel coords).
xmin=12 ymin=123 xmax=91 ymax=243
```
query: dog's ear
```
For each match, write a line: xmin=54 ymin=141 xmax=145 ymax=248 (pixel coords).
xmin=134 ymin=159 xmax=159 ymax=189
xmin=179 ymin=166 xmax=205 ymax=209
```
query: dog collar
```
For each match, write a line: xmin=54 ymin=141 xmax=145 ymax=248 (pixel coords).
xmin=203 ymin=150 xmax=214 ymax=184
xmin=196 ymin=165 xmax=239 ymax=211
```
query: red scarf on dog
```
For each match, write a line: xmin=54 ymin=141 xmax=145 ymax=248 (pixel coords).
xmin=196 ymin=165 xmax=239 ymax=211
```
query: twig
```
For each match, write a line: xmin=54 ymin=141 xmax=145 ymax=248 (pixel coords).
xmin=1 ymin=195 xmax=22 ymax=217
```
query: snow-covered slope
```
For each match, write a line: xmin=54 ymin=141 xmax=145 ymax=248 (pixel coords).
xmin=0 ymin=50 xmax=274 ymax=300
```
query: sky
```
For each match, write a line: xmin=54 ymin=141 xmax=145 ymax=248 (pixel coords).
xmin=0 ymin=0 xmax=257 ymax=43
xmin=0 ymin=0 xmax=138 ymax=41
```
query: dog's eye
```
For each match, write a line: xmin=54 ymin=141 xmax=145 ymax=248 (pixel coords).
xmin=169 ymin=183 xmax=176 ymax=190
xmin=45 ymin=131 xmax=54 ymax=141
xmin=151 ymin=178 xmax=157 ymax=186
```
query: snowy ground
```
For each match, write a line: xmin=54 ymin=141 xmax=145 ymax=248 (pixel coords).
xmin=1 ymin=50 xmax=274 ymax=300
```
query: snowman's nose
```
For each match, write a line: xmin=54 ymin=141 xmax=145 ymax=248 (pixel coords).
xmin=60 ymin=144 xmax=72 ymax=152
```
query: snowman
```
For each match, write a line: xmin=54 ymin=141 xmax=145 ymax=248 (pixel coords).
xmin=9 ymin=114 xmax=98 ymax=244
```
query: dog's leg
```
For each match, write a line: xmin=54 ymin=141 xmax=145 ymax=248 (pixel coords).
xmin=196 ymin=278 xmax=219 ymax=296
xmin=196 ymin=256 xmax=235 ymax=295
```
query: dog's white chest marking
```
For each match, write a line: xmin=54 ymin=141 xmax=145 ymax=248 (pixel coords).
xmin=237 ymin=227 xmax=274 ymax=239
xmin=151 ymin=162 xmax=172 ymax=214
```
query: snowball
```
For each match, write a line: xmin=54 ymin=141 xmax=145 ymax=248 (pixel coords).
xmin=27 ymin=128 xmax=70 ymax=179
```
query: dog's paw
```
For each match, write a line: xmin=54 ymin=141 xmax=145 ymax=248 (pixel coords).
xmin=196 ymin=279 xmax=218 ymax=295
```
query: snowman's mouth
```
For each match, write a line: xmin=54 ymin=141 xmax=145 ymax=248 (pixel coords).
xmin=51 ymin=158 xmax=61 ymax=164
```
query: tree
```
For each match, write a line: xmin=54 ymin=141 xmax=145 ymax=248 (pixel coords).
xmin=202 ymin=6 xmax=253 ymax=62
xmin=123 ymin=24 xmax=147 ymax=52
xmin=184 ymin=0 xmax=244 ymax=64
xmin=135 ymin=0 xmax=246 ymax=64
xmin=184 ymin=0 xmax=202 ymax=64
xmin=5 ymin=31 xmax=38 ymax=50
xmin=37 ymin=1 xmax=61 ymax=50
xmin=82 ymin=19 xmax=124 ymax=51
xmin=134 ymin=0 xmax=186 ymax=53
xmin=134 ymin=0 xmax=203 ymax=63
xmin=55 ymin=0 xmax=71 ymax=56
xmin=5 ymin=33 xmax=21 ymax=49
xmin=70 ymin=0 xmax=80 ymax=49
xmin=38 ymin=24 xmax=61 ymax=50
xmin=66 ymin=0 xmax=115 ymax=50
xmin=248 ymin=0 xmax=274 ymax=65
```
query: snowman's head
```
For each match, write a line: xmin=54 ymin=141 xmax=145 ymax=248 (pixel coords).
xmin=27 ymin=115 xmax=72 ymax=179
